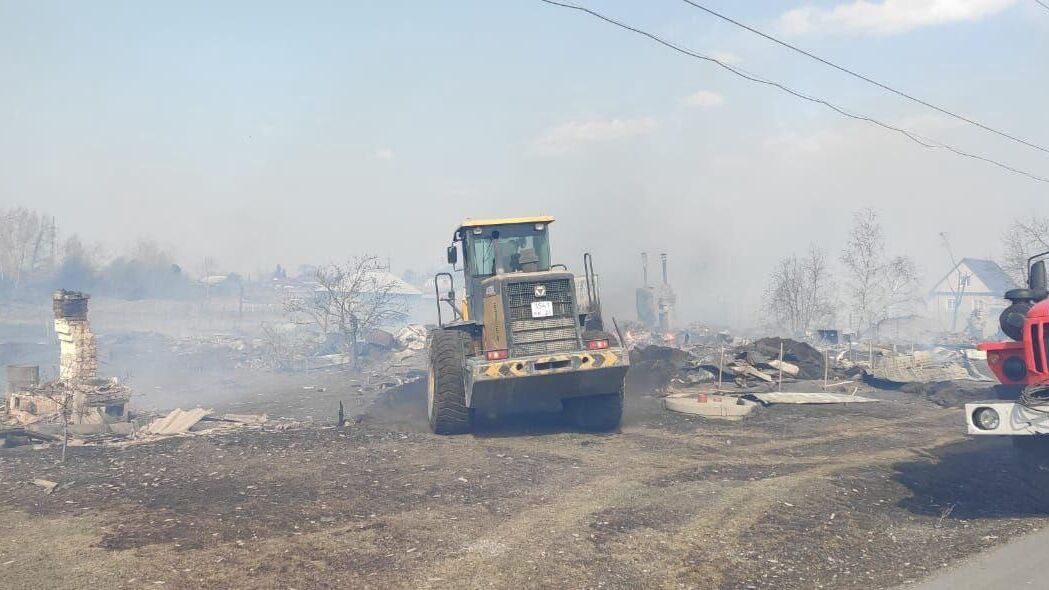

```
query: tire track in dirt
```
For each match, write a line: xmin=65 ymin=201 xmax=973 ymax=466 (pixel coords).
xmin=409 ymin=409 xmax=963 ymax=589
xmin=650 ymin=432 xmax=966 ymax=588
xmin=413 ymin=474 xmax=657 ymax=587
xmin=627 ymin=408 xmax=957 ymax=458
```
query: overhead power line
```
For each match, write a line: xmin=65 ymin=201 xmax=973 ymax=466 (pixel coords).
xmin=537 ymin=0 xmax=1049 ymax=184
xmin=1035 ymin=0 xmax=1049 ymax=13
xmin=676 ymin=0 xmax=1049 ymax=156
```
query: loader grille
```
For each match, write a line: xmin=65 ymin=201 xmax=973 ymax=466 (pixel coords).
xmin=505 ymin=279 xmax=580 ymax=356
xmin=1033 ymin=322 xmax=1049 ymax=376
xmin=1045 ymin=323 xmax=1049 ymax=378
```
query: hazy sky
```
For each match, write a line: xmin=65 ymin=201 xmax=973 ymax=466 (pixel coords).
xmin=2 ymin=0 xmax=1046 ymax=325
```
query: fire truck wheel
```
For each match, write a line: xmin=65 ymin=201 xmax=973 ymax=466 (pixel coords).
xmin=427 ymin=329 xmax=471 ymax=435
xmin=564 ymin=388 xmax=623 ymax=432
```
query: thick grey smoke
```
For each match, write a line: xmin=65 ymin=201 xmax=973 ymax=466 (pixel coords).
xmin=1 ymin=1 xmax=1044 ymax=332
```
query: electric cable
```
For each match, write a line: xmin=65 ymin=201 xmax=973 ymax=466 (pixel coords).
xmin=538 ymin=0 xmax=1049 ymax=184
xmin=675 ymin=0 xmax=1049 ymax=156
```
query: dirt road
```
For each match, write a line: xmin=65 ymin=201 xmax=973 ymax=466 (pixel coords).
xmin=2 ymin=372 xmax=1047 ymax=589
xmin=912 ymin=524 xmax=1049 ymax=589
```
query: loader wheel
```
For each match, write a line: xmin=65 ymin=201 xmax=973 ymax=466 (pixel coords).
xmin=564 ymin=388 xmax=623 ymax=432
xmin=581 ymin=330 xmax=620 ymax=347
xmin=427 ymin=329 xmax=471 ymax=435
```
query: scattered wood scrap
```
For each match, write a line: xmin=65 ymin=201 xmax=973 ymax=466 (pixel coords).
xmin=768 ymin=359 xmax=800 ymax=377
xmin=31 ymin=479 xmax=58 ymax=494
xmin=730 ymin=364 xmax=774 ymax=383
xmin=146 ymin=408 xmax=212 ymax=435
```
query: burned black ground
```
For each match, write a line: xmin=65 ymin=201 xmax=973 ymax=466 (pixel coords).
xmin=1 ymin=367 xmax=1047 ymax=589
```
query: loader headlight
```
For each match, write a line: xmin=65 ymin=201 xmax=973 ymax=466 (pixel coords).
xmin=1003 ymin=356 xmax=1027 ymax=382
xmin=972 ymin=407 xmax=1000 ymax=431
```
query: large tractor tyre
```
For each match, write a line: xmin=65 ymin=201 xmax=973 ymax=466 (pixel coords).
xmin=427 ymin=329 xmax=471 ymax=435
xmin=564 ymin=388 xmax=623 ymax=432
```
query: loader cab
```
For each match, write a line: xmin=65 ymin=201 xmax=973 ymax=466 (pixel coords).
xmin=463 ymin=223 xmax=551 ymax=275
xmin=449 ymin=216 xmax=555 ymax=321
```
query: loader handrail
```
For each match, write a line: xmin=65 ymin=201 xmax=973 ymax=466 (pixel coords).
xmin=583 ymin=252 xmax=601 ymax=312
xmin=433 ymin=272 xmax=459 ymax=327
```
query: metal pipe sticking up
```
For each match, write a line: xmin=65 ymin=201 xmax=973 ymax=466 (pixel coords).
xmin=641 ymin=252 xmax=649 ymax=288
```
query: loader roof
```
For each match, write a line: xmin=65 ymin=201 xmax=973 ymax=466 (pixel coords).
xmin=458 ymin=216 xmax=554 ymax=230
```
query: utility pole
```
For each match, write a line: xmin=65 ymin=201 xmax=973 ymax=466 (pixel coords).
xmin=940 ymin=232 xmax=969 ymax=332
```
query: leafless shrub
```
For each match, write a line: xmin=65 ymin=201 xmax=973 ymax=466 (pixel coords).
xmin=936 ymin=502 xmax=956 ymax=527
xmin=283 ymin=255 xmax=408 ymax=366
xmin=765 ymin=244 xmax=836 ymax=337
xmin=1001 ymin=214 xmax=1049 ymax=285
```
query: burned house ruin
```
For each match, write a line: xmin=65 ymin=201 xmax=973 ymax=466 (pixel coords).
xmin=3 ymin=290 xmax=132 ymax=436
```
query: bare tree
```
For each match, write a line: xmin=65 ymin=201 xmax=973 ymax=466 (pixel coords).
xmin=1001 ymin=214 xmax=1049 ymax=285
xmin=765 ymin=245 xmax=836 ymax=337
xmin=870 ymin=255 xmax=922 ymax=334
xmin=284 ymin=256 xmax=408 ymax=365
xmin=0 ymin=207 xmax=54 ymax=289
xmin=30 ymin=384 xmax=74 ymax=462
xmin=841 ymin=209 xmax=922 ymax=338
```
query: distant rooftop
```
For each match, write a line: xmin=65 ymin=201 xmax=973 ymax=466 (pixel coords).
xmin=933 ymin=258 xmax=1018 ymax=296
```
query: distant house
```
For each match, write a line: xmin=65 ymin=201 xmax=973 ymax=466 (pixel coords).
xmin=929 ymin=258 xmax=1018 ymax=337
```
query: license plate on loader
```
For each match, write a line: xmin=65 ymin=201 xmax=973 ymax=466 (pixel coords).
xmin=530 ymin=301 xmax=554 ymax=318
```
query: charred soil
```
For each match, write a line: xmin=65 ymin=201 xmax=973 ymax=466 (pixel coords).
xmin=1 ymin=368 xmax=1046 ymax=589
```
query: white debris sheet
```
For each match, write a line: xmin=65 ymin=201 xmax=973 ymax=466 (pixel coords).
xmin=749 ymin=392 xmax=877 ymax=405
xmin=146 ymin=408 xmax=212 ymax=435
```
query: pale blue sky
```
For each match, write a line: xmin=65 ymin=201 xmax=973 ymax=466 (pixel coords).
xmin=1 ymin=0 xmax=1046 ymax=323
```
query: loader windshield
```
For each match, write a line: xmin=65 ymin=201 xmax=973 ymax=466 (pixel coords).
xmin=465 ymin=224 xmax=551 ymax=276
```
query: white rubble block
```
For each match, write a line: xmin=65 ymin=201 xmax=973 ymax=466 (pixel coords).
xmin=663 ymin=392 xmax=759 ymax=421
xmin=396 ymin=324 xmax=428 ymax=351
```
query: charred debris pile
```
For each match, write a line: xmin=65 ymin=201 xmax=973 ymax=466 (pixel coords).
xmin=625 ymin=322 xmax=994 ymax=417
xmin=0 ymin=291 xmax=290 ymax=449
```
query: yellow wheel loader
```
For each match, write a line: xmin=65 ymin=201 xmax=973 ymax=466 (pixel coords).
xmin=428 ymin=216 xmax=629 ymax=434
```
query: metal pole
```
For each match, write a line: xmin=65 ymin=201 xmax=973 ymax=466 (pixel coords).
xmin=824 ymin=348 xmax=830 ymax=389
xmin=778 ymin=342 xmax=784 ymax=392
xmin=717 ymin=344 xmax=725 ymax=393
